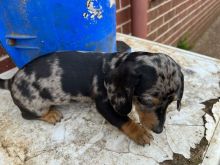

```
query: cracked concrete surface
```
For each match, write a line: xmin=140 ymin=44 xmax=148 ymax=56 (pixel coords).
xmin=0 ymin=34 xmax=220 ymax=165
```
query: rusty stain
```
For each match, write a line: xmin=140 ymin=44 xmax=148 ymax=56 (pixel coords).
xmin=6 ymin=38 xmax=16 ymax=46
xmin=0 ymin=139 xmax=28 ymax=164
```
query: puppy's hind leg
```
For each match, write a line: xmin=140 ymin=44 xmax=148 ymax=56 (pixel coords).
xmin=20 ymin=106 xmax=63 ymax=125
xmin=39 ymin=106 xmax=63 ymax=125
xmin=20 ymin=107 xmax=41 ymax=120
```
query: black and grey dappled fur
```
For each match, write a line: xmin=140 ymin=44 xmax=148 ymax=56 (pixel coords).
xmin=0 ymin=51 xmax=184 ymax=144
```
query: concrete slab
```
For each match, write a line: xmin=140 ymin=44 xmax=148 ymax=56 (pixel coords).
xmin=0 ymin=34 xmax=220 ymax=165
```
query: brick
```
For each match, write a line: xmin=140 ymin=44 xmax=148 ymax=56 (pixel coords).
xmin=175 ymin=1 xmax=190 ymax=14
xmin=178 ymin=9 xmax=189 ymax=23
xmin=148 ymin=9 xmax=158 ymax=21
xmin=117 ymin=27 xmax=122 ymax=33
xmin=156 ymin=21 xmax=182 ymax=43
xmin=121 ymin=0 xmax=130 ymax=7
xmin=116 ymin=0 xmax=120 ymax=9
xmin=0 ymin=46 xmax=6 ymax=56
xmin=155 ymin=27 xmax=171 ymax=43
xmin=150 ymin=0 xmax=168 ymax=8
xmin=157 ymin=23 xmax=169 ymax=34
xmin=166 ymin=30 xmax=183 ymax=45
xmin=157 ymin=1 xmax=172 ymax=15
xmin=116 ymin=7 xmax=131 ymax=25
xmin=172 ymin=0 xmax=184 ymax=7
xmin=187 ymin=1 xmax=200 ymax=14
xmin=0 ymin=57 xmax=16 ymax=73
xmin=156 ymin=34 xmax=167 ymax=43
xmin=169 ymin=21 xmax=181 ymax=33
xmin=200 ymin=0 xmax=210 ymax=9
xmin=168 ymin=16 xmax=179 ymax=28
xmin=122 ymin=21 xmax=131 ymax=34
xmin=148 ymin=16 xmax=163 ymax=32
xmin=164 ymin=9 xmax=175 ymax=22
xmin=180 ymin=15 xmax=191 ymax=27
xmin=147 ymin=31 xmax=158 ymax=41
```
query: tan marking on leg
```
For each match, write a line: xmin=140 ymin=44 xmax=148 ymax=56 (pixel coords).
xmin=120 ymin=119 xmax=153 ymax=145
xmin=152 ymin=97 xmax=160 ymax=106
xmin=40 ymin=107 xmax=63 ymax=125
xmin=135 ymin=102 xmax=159 ymax=130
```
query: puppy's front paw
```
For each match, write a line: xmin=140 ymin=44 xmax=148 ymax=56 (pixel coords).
xmin=132 ymin=125 xmax=153 ymax=146
xmin=121 ymin=120 xmax=153 ymax=146
xmin=40 ymin=108 xmax=63 ymax=125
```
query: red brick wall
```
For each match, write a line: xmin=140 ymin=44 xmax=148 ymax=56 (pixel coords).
xmin=116 ymin=0 xmax=132 ymax=35
xmin=147 ymin=0 xmax=220 ymax=45
xmin=0 ymin=46 xmax=15 ymax=73
xmin=116 ymin=0 xmax=220 ymax=46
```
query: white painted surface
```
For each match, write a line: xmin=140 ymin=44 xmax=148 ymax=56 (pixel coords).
xmin=0 ymin=67 xmax=18 ymax=79
xmin=0 ymin=34 xmax=219 ymax=164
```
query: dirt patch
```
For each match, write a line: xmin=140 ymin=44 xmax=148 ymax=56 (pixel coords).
xmin=0 ymin=139 xmax=28 ymax=164
xmin=160 ymin=137 xmax=208 ymax=165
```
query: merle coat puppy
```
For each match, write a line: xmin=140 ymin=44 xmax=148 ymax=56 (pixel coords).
xmin=0 ymin=51 xmax=184 ymax=145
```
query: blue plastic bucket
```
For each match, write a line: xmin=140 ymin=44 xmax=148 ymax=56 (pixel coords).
xmin=0 ymin=0 xmax=116 ymax=68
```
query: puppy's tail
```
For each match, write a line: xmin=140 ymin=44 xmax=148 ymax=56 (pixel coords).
xmin=0 ymin=78 xmax=10 ymax=90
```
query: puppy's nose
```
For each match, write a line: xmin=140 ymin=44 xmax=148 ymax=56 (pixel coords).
xmin=152 ymin=126 xmax=163 ymax=134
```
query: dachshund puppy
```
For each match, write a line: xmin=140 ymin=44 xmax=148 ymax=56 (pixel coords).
xmin=0 ymin=51 xmax=184 ymax=145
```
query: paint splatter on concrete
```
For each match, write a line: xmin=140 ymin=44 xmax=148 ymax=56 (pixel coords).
xmin=83 ymin=0 xmax=103 ymax=20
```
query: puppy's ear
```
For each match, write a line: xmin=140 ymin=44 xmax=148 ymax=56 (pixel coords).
xmin=177 ymin=72 xmax=184 ymax=111
xmin=105 ymin=63 xmax=140 ymax=116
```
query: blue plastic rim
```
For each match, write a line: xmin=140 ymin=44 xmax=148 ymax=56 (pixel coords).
xmin=0 ymin=0 xmax=116 ymax=68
